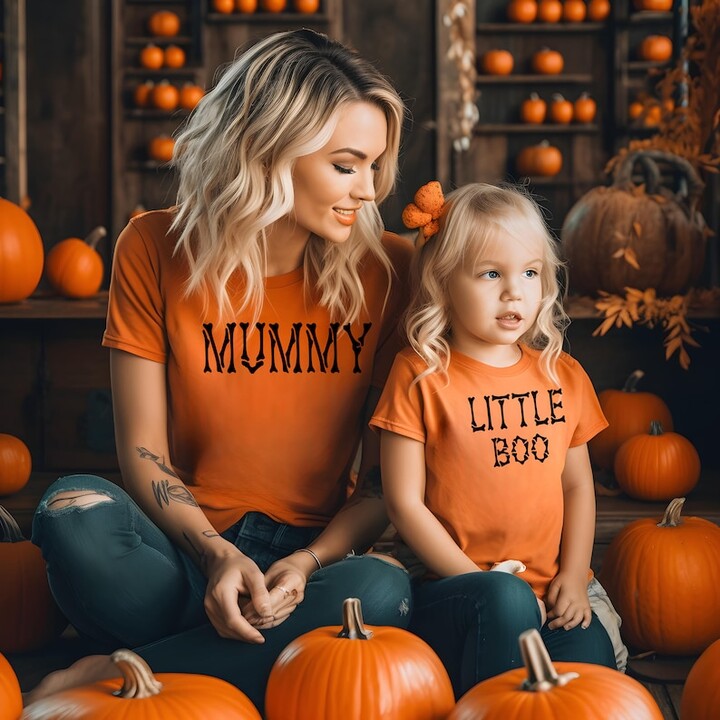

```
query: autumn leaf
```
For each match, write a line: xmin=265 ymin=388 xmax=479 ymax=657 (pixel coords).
xmin=611 ymin=248 xmax=625 ymax=259
xmin=632 ymin=221 xmax=643 ymax=237
xmin=623 ymin=248 xmax=641 ymax=270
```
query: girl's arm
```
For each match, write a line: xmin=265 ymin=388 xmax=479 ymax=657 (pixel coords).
xmin=110 ymin=349 xmax=273 ymax=642
xmin=546 ymin=442 xmax=595 ymax=630
xmin=380 ymin=429 xmax=480 ymax=576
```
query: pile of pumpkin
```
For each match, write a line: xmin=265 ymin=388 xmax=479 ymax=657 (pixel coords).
xmin=0 ymin=198 xmax=105 ymax=302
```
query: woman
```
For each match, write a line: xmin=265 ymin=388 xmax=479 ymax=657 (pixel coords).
xmin=29 ymin=29 xmax=412 ymax=714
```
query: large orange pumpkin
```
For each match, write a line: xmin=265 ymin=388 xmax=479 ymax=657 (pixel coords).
xmin=588 ymin=369 xmax=673 ymax=471
xmin=45 ymin=226 xmax=106 ymax=299
xmin=507 ymin=0 xmax=538 ymax=23
xmin=448 ymin=629 xmax=662 ymax=719
xmin=0 ymin=433 xmax=32 ymax=496
xmin=0 ymin=198 xmax=44 ymax=304
xmin=560 ymin=150 xmax=707 ymax=297
xmin=681 ymin=638 xmax=720 ymax=720
xmin=0 ymin=506 xmax=66 ymax=654
xmin=614 ymin=420 xmax=700 ymax=501
xmin=147 ymin=10 xmax=180 ymax=37
xmin=0 ymin=651 xmax=22 ymax=720
xmin=480 ymin=50 xmax=514 ymax=76
xmin=531 ymin=48 xmax=564 ymax=74
xmin=638 ymin=35 xmax=673 ymax=62
xmin=599 ymin=498 xmax=720 ymax=655
xmin=265 ymin=597 xmax=455 ymax=720
xmin=516 ymin=141 xmax=563 ymax=177
xmin=21 ymin=649 xmax=261 ymax=719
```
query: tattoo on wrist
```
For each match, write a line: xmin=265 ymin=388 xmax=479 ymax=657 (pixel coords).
xmin=182 ymin=529 xmax=218 ymax=572
xmin=356 ymin=465 xmax=383 ymax=498
xmin=152 ymin=479 xmax=199 ymax=509
xmin=137 ymin=446 xmax=179 ymax=478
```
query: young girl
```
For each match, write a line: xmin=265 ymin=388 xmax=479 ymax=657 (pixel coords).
xmin=370 ymin=181 xmax=626 ymax=698
xmin=27 ymin=29 xmax=412 ymax=714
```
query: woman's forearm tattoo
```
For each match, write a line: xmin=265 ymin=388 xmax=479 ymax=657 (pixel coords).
xmin=182 ymin=529 xmax=220 ymax=572
xmin=136 ymin=446 xmax=179 ymax=478
xmin=152 ymin=479 xmax=199 ymax=509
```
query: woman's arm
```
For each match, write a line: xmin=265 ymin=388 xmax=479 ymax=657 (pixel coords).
xmin=110 ymin=349 xmax=272 ymax=642
xmin=545 ymin=442 xmax=596 ymax=630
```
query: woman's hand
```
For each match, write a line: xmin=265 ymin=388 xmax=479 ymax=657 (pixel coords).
xmin=545 ymin=571 xmax=592 ymax=631
xmin=203 ymin=549 xmax=273 ymax=643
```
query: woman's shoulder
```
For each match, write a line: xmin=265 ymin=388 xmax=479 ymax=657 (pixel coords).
xmin=115 ymin=208 xmax=179 ymax=260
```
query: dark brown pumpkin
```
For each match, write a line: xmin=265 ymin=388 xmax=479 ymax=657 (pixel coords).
xmin=560 ymin=150 xmax=706 ymax=296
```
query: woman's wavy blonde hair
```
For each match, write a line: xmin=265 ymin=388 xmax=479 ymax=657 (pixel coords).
xmin=406 ymin=183 xmax=569 ymax=384
xmin=170 ymin=29 xmax=405 ymax=321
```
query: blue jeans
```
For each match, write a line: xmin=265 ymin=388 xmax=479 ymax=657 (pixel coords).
xmin=410 ymin=571 xmax=617 ymax=699
xmin=32 ymin=475 xmax=412 ymax=714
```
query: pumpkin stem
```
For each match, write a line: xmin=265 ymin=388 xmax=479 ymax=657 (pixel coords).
xmin=519 ymin=629 xmax=579 ymax=692
xmin=649 ymin=420 xmax=664 ymax=435
xmin=110 ymin=649 xmax=163 ymax=699
xmin=337 ymin=598 xmax=373 ymax=640
xmin=0 ymin=505 xmax=25 ymax=543
xmin=622 ymin=369 xmax=645 ymax=392
xmin=658 ymin=497 xmax=686 ymax=528
xmin=84 ymin=226 xmax=107 ymax=250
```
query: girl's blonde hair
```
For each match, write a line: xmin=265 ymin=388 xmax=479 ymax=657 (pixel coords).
xmin=170 ymin=29 xmax=405 ymax=321
xmin=405 ymin=183 xmax=568 ymax=384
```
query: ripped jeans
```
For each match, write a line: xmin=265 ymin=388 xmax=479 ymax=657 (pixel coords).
xmin=32 ymin=475 xmax=412 ymax=714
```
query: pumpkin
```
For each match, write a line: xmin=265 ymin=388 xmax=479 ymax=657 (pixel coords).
xmin=261 ymin=0 xmax=287 ymax=11
xmin=628 ymin=100 xmax=644 ymax=120
xmin=634 ymin=0 xmax=673 ymax=11
xmin=0 ymin=651 xmax=22 ymax=720
xmin=236 ymin=0 xmax=259 ymax=11
xmin=531 ymin=47 xmax=564 ymax=74
xmin=21 ymin=649 xmax=261 ymax=719
xmin=293 ymin=0 xmax=320 ymax=12
xmin=480 ymin=50 xmax=514 ymax=76
xmin=0 ymin=505 xmax=66 ymax=654
xmin=520 ymin=93 xmax=547 ymax=124
xmin=212 ymin=0 xmax=235 ymax=12
xmin=537 ymin=0 xmax=563 ymax=23
xmin=562 ymin=0 xmax=587 ymax=23
xmin=638 ymin=35 xmax=672 ymax=62
xmin=573 ymin=92 xmax=597 ymax=123
xmin=133 ymin=80 xmax=154 ymax=108
xmin=507 ymin=0 xmax=538 ymax=23
xmin=448 ymin=629 xmax=663 ymax=720
xmin=681 ymin=638 xmax=720 ymax=720
xmin=588 ymin=370 xmax=673 ymax=471
xmin=560 ymin=150 xmax=707 ymax=296
xmin=516 ymin=141 xmax=562 ymax=177
xmin=178 ymin=82 xmax=205 ymax=110
xmin=139 ymin=44 xmax=164 ymax=70
xmin=614 ymin=420 xmax=700 ymax=501
xmin=599 ymin=498 xmax=720 ymax=655
xmin=549 ymin=93 xmax=573 ymax=124
xmin=587 ymin=0 xmax=611 ymax=21
xmin=45 ymin=226 xmax=106 ymax=299
xmin=163 ymin=44 xmax=186 ymax=68
xmin=148 ymin=135 xmax=175 ymax=163
xmin=0 ymin=197 xmax=44 ymax=304
xmin=265 ymin=597 xmax=455 ymax=720
xmin=0 ymin=434 xmax=32 ymax=496
xmin=147 ymin=10 xmax=180 ymax=37
xmin=150 ymin=80 xmax=179 ymax=111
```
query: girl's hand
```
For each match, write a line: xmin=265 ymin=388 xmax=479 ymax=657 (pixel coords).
xmin=545 ymin=572 xmax=592 ymax=631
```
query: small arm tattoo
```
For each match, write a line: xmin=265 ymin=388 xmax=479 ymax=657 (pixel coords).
xmin=182 ymin=529 xmax=219 ymax=572
xmin=136 ymin=446 xmax=179 ymax=478
xmin=355 ymin=465 xmax=383 ymax=498
xmin=152 ymin=479 xmax=199 ymax=509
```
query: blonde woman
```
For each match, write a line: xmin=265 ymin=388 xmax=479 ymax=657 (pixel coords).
xmin=29 ymin=29 xmax=412 ymax=714
xmin=370 ymin=182 xmax=626 ymax=699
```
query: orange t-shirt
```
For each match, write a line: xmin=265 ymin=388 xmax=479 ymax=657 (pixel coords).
xmin=103 ymin=209 xmax=412 ymax=532
xmin=370 ymin=345 xmax=607 ymax=599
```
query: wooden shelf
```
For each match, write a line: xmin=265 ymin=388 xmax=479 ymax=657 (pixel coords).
xmin=0 ymin=292 xmax=109 ymax=319
xmin=206 ymin=12 xmax=332 ymax=24
xmin=125 ymin=36 xmax=194 ymax=46
xmin=123 ymin=67 xmax=201 ymax=77
xmin=124 ymin=108 xmax=191 ymax=120
xmin=626 ymin=11 xmax=674 ymax=25
xmin=477 ymin=22 xmax=606 ymax=33
xmin=477 ymin=73 xmax=593 ymax=85
xmin=625 ymin=60 xmax=671 ymax=72
xmin=475 ymin=123 xmax=599 ymax=134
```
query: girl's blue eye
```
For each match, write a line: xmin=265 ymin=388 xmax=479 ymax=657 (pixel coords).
xmin=333 ymin=164 xmax=355 ymax=174
xmin=524 ymin=269 xmax=539 ymax=278
xmin=483 ymin=270 xmax=500 ymax=279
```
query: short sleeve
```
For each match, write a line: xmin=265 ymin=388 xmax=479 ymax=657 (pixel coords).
xmin=569 ymin=361 xmax=608 ymax=447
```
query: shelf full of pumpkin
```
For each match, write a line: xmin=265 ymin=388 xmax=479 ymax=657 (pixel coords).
xmin=208 ymin=0 xmax=325 ymax=19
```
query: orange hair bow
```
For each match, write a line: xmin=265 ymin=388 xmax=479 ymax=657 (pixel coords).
xmin=402 ymin=181 xmax=446 ymax=247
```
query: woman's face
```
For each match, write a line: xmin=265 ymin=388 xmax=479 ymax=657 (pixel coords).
xmin=290 ymin=101 xmax=388 ymax=245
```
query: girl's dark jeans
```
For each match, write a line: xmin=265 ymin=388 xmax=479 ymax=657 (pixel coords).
xmin=32 ymin=474 xmax=412 ymax=714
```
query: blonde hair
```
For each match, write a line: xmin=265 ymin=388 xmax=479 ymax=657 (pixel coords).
xmin=170 ymin=29 xmax=405 ymax=321
xmin=405 ymin=183 xmax=568 ymax=384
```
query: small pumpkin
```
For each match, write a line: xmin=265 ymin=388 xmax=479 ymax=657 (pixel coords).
xmin=21 ymin=649 xmax=261 ymax=719
xmin=293 ymin=0 xmax=320 ymax=11
xmin=147 ymin=10 xmax=180 ymax=37
xmin=480 ymin=50 xmax=514 ymax=76
xmin=212 ymin=0 xmax=235 ymax=12
xmin=531 ymin=47 xmax=564 ymax=74
xmin=260 ymin=0 xmax=287 ymax=10
xmin=163 ymin=44 xmax=186 ymax=68
xmin=150 ymin=80 xmax=179 ymax=111
xmin=537 ymin=0 xmax=563 ymax=22
xmin=148 ymin=135 xmax=176 ymax=163
xmin=614 ymin=420 xmax=700 ymax=501
xmin=448 ymin=629 xmax=663 ymax=720
xmin=0 ymin=197 xmax=44 ymax=304
xmin=588 ymin=370 xmax=673 ymax=472
xmin=638 ymin=35 xmax=672 ymax=62
xmin=236 ymin=0 xmax=259 ymax=11
xmin=516 ymin=141 xmax=562 ymax=177
xmin=562 ymin=0 xmax=587 ymax=23
xmin=634 ymin=0 xmax=673 ymax=10
xmin=133 ymin=80 xmax=154 ymax=108
xmin=178 ymin=82 xmax=205 ymax=110
xmin=520 ymin=93 xmax=547 ymax=124
xmin=549 ymin=93 xmax=573 ymax=124
xmin=0 ymin=651 xmax=22 ymax=720
xmin=0 ymin=505 xmax=66 ymax=654
xmin=681 ymin=638 xmax=720 ymax=720
xmin=46 ymin=226 xmax=106 ymax=299
xmin=587 ymin=0 xmax=611 ymax=21
xmin=0 ymin=434 xmax=32 ymax=496
xmin=507 ymin=0 xmax=538 ymax=23
xmin=573 ymin=92 xmax=597 ymax=123
xmin=265 ymin=597 xmax=455 ymax=720
xmin=599 ymin=498 xmax=720 ymax=655
xmin=628 ymin=100 xmax=644 ymax=120
xmin=139 ymin=44 xmax=164 ymax=70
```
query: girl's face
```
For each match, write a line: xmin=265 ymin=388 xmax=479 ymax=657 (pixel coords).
xmin=289 ymin=101 xmax=387 ymax=245
xmin=447 ymin=228 xmax=545 ymax=365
